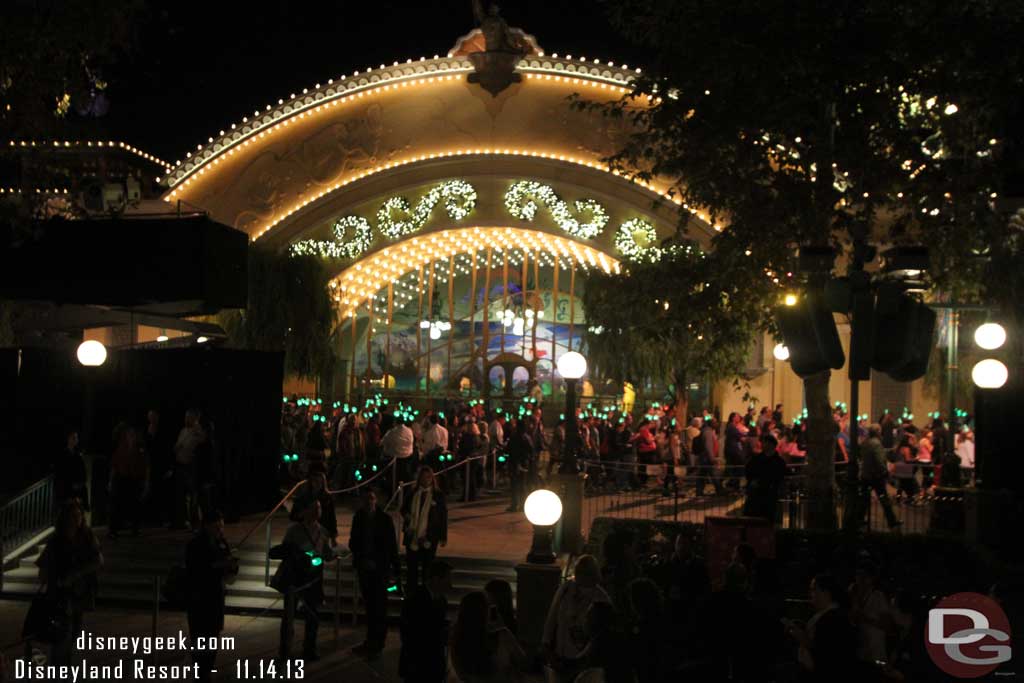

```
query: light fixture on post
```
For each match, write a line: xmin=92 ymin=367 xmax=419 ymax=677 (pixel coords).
xmin=556 ymin=351 xmax=587 ymax=474
xmin=76 ymin=340 xmax=107 ymax=367
xmin=523 ymin=489 xmax=562 ymax=563
xmin=972 ymin=359 xmax=1008 ymax=389
xmin=772 ymin=343 xmax=790 ymax=361
xmin=974 ymin=322 xmax=1006 ymax=351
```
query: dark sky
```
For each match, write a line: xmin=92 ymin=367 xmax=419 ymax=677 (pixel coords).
xmin=97 ymin=0 xmax=648 ymax=164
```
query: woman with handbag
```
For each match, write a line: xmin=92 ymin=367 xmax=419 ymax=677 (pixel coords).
xmin=270 ymin=500 xmax=335 ymax=661
xmin=34 ymin=500 xmax=102 ymax=665
xmin=400 ymin=466 xmax=447 ymax=594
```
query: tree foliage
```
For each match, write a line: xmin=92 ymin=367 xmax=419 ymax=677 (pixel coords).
xmin=578 ymin=0 xmax=1024 ymax=527
xmin=218 ymin=248 xmax=337 ymax=380
xmin=582 ymin=241 xmax=771 ymax=414
xmin=581 ymin=0 xmax=1024 ymax=304
xmin=1 ymin=0 xmax=144 ymax=139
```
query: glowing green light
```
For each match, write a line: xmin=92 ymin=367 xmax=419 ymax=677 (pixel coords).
xmin=386 ymin=584 xmax=399 ymax=593
xmin=283 ymin=397 xmax=288 ymax=403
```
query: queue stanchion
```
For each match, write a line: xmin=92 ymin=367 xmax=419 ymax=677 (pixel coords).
xmin=464 ymin=456 xmax=471 ymax=502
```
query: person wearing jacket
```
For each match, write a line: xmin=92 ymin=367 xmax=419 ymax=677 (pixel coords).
xmin=349 ymin=486 xmax=400 ymax=660
xmin=186 ymin=509 xmax=237 ymax=682
xmin=505 ymin=420 xmax=534 ymax=512
xmin=400 ymin=467 xmax=448 ymax=593
xmin=270 ymin=499 xmax=335 ymax=661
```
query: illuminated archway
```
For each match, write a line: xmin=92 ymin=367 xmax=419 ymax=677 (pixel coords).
xmin=334 ymin=226 xmax=616 ymax=395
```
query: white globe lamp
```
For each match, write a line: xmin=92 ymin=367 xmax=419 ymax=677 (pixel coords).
xmin=974 ymin=323 xmax=1006 ymax=351
xmin=76 ymin=340 xmax=107 ymax=367
xmin=772 ymin=343 xmax=790 ymax=361
xmin=524 ymin=489 xmax=563 ymax=563
xmin=556 ymin=351 xmax=587 ymax=379
xmin=972 ymin=359 xmax=1008 ymax=389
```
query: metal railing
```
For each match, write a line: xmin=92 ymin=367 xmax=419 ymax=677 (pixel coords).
xmin=579 ymin=459 xmax=968 ymax=536
xmin=1 ymin=476 xmax=55 ymax=563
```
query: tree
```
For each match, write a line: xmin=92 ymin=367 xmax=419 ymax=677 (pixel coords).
xmin=218 ymin=248 xmax=338 ymax=380
xmin=582 ymin=240 xmax=771 ymax=425
xmin=579 ymin=0 xmax=1024 ymax=528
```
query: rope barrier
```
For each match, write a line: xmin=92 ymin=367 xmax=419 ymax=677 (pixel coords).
xmin=325 ymin=458 xmax=397 ymax=495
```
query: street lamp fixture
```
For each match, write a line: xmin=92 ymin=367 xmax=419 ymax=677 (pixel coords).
xmin=972 ymin=359 xmax=1008 ymax=389
xmin=524 ymin=489 xmax=562 ymax=563
xmin=556 ymin=352 xmax=587 ymax=474
xmin=974 ymin=323 xmax=1006 ymax=350
xmin=76 ymin=340 xmax=107 ymax=367
xmin=772 ymin=343 xmax=791 ymax=361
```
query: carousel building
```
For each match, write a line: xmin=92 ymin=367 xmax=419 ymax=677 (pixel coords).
xmin=155 ymin=22 xmax=941 ymax=419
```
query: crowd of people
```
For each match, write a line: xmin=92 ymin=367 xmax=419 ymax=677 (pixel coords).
xmin=26 ymin=393 xmax=983 ymax=681
xmin=51 ymin=407 xmax=222 ymax=538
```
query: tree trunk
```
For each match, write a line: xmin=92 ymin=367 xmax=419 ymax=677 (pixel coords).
xmin=803 ymin=370 xmax=837 ymax=530
xmin=673 ymin=371 xmax=689 ymax=428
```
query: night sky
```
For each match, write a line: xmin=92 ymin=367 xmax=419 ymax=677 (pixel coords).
xmin=98 ymin=0 xmax=648 ymax=164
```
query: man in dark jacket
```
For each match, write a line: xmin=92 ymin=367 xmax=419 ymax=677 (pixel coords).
xmin=399 ymin=560 xmax=453 ymax=682
xmin=505 ymin=420 xmax=533 ymax=512
xmin=186 ymin=510 xmax=237 ymax=683
xmin=349 ymin=486 xmax=400 ymax=660
xmin=54 ymin=429 xmax=88 ymax=510
xmin=743 ymin=434 xmax=787 ymax=521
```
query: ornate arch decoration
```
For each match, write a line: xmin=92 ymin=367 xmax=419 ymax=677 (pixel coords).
xmin=328 ymin=226 xmax=620 ymax=320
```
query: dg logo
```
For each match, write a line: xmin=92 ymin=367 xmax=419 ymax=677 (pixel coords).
xmin=927 ymin=592 xmax=1012 ymax=678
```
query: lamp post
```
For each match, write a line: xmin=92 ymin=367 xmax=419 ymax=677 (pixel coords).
xmin=556 ymin=351 xmax=587 ymax=475
xmin=524 ymin=489 xmax=563 ymax=563
xmin=516 ymin=489 xmax=565 ymax=658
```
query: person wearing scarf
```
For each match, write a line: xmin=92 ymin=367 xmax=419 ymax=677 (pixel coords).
xmin=401 ymin=466 xmax=448 ymax=594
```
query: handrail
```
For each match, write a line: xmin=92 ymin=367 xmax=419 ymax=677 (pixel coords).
xmin=1 ymin=475 xmax=55 ymax=559
xmin=235 ymin=479 xmax=309 ymax=549
xmin=1 ymin=475 xmax=54 ymax=509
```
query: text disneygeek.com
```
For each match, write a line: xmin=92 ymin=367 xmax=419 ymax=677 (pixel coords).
xmin=14 ymin=631 xmax=236 ymax=681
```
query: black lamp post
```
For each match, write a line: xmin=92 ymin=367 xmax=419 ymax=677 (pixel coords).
xmin=556 ymin=352 xmax=586 ymax=474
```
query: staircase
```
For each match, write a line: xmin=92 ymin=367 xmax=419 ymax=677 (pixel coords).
xmin=1 ymin=500 xmax=520 ymax=623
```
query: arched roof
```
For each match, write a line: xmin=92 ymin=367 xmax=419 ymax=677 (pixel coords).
xmin=161 ymin=49 xmax=724 ymax=246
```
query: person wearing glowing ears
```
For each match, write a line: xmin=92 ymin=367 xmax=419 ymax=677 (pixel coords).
xmin=400 ymin=466 xmax=448 ymax=594
xmin=271 ymin=499 xmax=335 ymax=661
